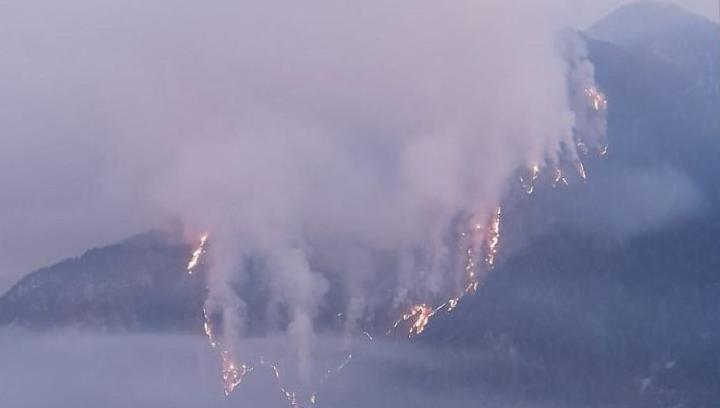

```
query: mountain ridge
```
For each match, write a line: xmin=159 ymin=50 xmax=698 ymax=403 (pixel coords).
xmin=0 ymin=229 xmax=206 ymax=332
xmin=587 ymin=0 xmax=720 ymax=98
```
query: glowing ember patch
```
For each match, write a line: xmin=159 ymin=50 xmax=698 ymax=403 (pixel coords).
xmin=447 ymin=297 xmax=459 ymax=311
xmin=577 ymin=141 xmax=588 ymax=155
xmin=464 ymin=247 xmax=476 ymax=280
xmin=599 ymin=144 xmax=609 ymax=156
xmin=576 ymin=160 xmax=587 ymax=181
xmin=222 ymin=355 xmax=252 ymax=395
xmin=553 ymin=168 xmax=569 ymax=187
xmin=406 ymin=304 xmax=434 ymax=336
xmin=388 ymin=205 xmax=504 ymax=339
xmin=466 ymin=281 xmax=479 ymax=293
xmin=187 ymin=234 xmax=252 ymax=396
xmin=282 ymin=388 xmax=298 ymax=407
xmin=584 ymin=87 xmax=607 ymax=111
xmin=520 ymin=164 xmax=541 ymax=194
xmin=186 ymin=233 xmax=208 ymax=274
xmin=484 ymin=206 xmax=501 ymax=269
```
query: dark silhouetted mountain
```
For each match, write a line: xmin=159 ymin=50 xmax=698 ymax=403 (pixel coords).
xmin=587 ymin=1 xmax=719 ymax=95
xmin=0 ymin=229 xmax=206 ymax=332
xmin=586 ymin=3 xmax=720 ymax=206
xmin=422 ymin=208 xmax=720 ymax=407
xmin=416 ymin=4 xmax=720 ymax=406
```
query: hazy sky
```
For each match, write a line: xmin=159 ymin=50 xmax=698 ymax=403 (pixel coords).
xmin=0 ymin=0 xmax=716 ymax=294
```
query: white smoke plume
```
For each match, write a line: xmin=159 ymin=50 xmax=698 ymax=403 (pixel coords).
xmin=0 ymin=0 xmax=607 ymax=401
xmin=159 ymin=1 xmax=607 ymax=394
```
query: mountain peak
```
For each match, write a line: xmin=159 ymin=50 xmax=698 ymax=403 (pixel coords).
xmin=588 ymin=1 xmax=718 ymax=46
xmin=587 ymin=1 xmax=719 ymax=94
xmin=0 ymin=228 xmax=204 ymax=332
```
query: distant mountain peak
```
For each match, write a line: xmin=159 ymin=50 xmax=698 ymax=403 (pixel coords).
xmin=587 ymin=0 xmax=719 ymax=95
xmin=588 ymin=1 xmax=718 ymax=46
xmin=598 ymin=1 xmax=715 ymax=25
xmin=0 ymin=228 xmax=205 ymax=332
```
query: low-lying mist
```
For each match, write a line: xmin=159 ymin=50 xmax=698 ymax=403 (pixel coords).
xmin=0 ymin=330 xmax=567 ymax=408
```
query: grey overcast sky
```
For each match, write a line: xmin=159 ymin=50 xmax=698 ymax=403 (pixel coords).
xmin=0 ymin=0 xmax=717 ymax=294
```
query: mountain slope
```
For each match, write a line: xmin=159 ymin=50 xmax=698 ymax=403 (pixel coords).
xmin=423 ymin=208 xmax=720 ymax=407
xmin=584 ymin=7 xmax=720 ymax=205
xmin=587 ymin=1 xmax=719 ymax=96
xmin=0 ymin=230 xmax=205 ymax=331
xmin=411 ymin=8 xmax=720 ymax=404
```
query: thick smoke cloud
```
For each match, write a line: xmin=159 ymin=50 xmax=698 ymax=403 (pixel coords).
xmin=0 ymin=0 xmax=585 ymax=291
xmin=0 ymin=0 xmax=710 ymax=291
xmin=140 ymin=1 xmax=606 ymax=386
xmin=0 ymin=0 xmax=610 ymax=387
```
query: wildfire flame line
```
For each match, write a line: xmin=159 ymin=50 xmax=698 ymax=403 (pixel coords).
xmin=255 ymin=351 xmax=354 ymax=407
xmin=389 ymin=205 xmax=502 ymax=338
xmin=187 ymin=233 xmax=345 ymax=407
xmin=186 ymin=233 xmax=252 ymax=395
xmin=520 ymin=164 xmax=541 ymax=194
xmin=390 ymin=85 xmax=607 ymax=338
xmin=585 ymin=87 xmax=608 ymax=111
xmin=186 ymin=233 xmax=208 ymax=275
xmin=185 ymin=84 xmax=608 ymax=405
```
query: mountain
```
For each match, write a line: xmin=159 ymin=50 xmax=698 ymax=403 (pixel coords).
xmin=0 ymin=2 xmax=718 ymax=407
xmin=587 ymin=2 xmax=720 ymax=205
xmin=422 ymin=209 xmax=720 ymax=407
xmin=0 ymin=229 xmax=206 ymax=332
xmin=587 ymin=1 xmax=719 ymax=95
xmin=414 ymin=4 xmax=720 ymax=406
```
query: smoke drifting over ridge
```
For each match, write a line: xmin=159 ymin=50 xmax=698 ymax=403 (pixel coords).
xmin=1 ymin=0 xmax=607 ymax=401
xmin=160 ymin=1 xmax=606 ymax=395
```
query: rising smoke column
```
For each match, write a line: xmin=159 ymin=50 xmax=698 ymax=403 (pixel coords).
xmin=0 ymin=0 xmax=611 ymax=404
xmin=137 ymin=1 xmax=607 ymax=404
xmin=0 ymin=0 xmax=604 ymax=402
